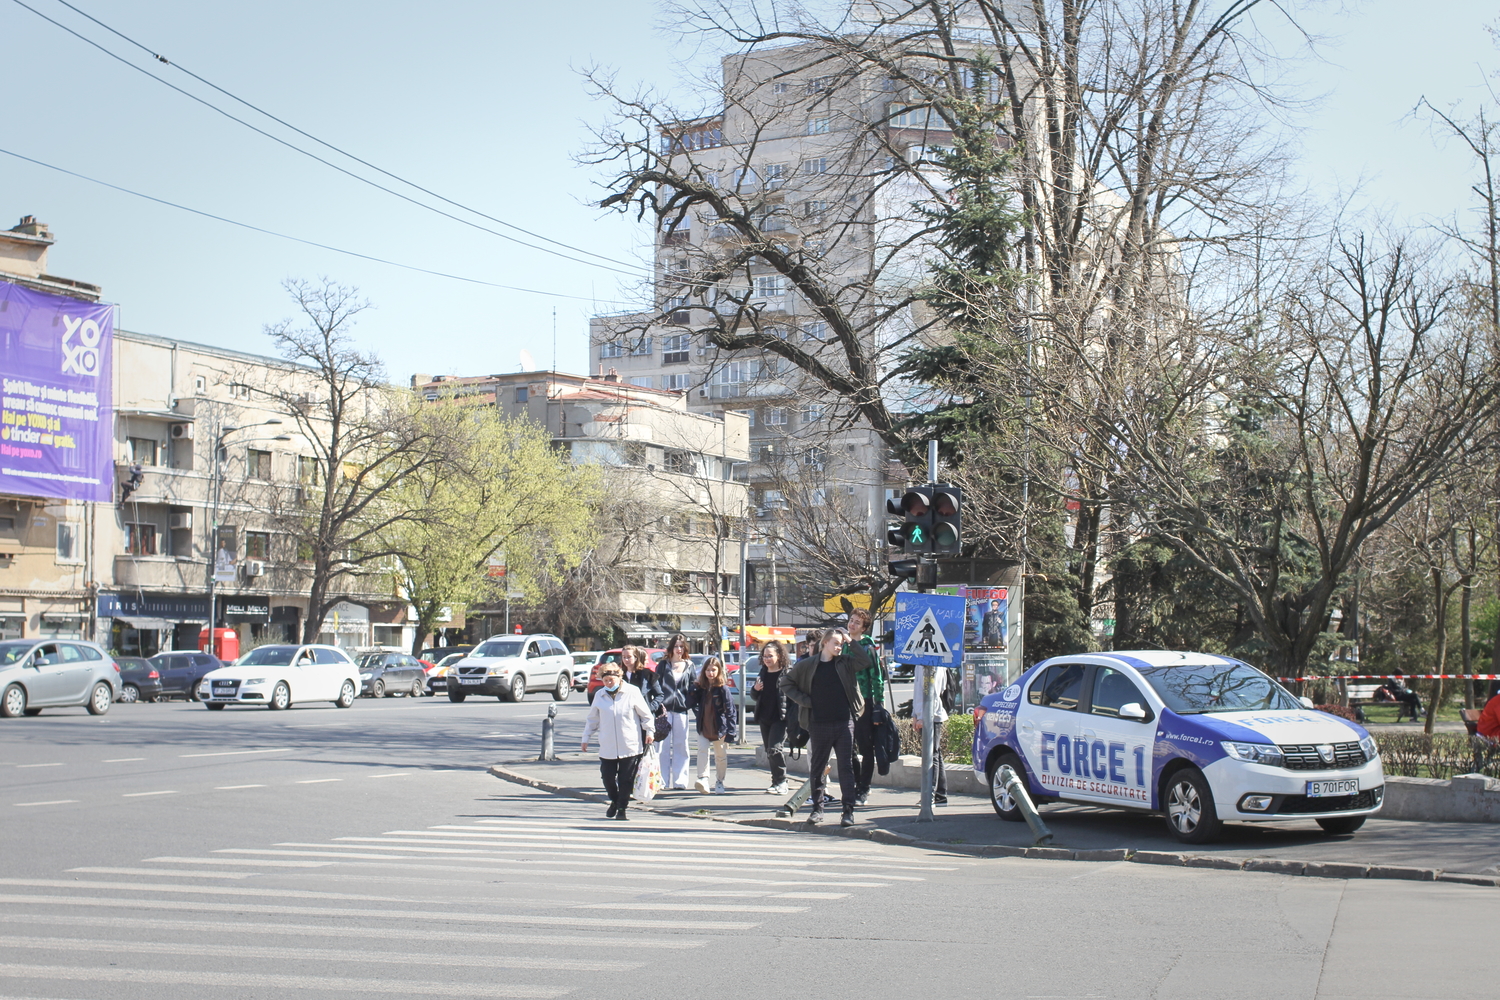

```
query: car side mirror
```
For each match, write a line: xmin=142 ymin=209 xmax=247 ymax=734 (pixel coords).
xmin=1300 ymin=696 xmax=1315 ymax=709
xmin=1119 ymin=702 xmax=1149 ymax=720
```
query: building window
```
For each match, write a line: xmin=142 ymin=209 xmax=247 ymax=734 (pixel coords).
xmin=663 ymin=373 xmax=692 ymax=391
xmin=193 ymin=375 xmax=207 ymax=393
xmin=665 ymin=450 xmax=696 ymax=474
xmin=805 ymin=200 xmax=829 ymax=217
xmin=125 ymin=522 xmax=158 ymax=556
xmin=708 ymin=360 xmax=762 ymax=399
xmin=802 ymin=322 xmax=828 ymax=341
xmin=811 ymin=488 xmax=827 ymax=506
xmin=807 ymin=117 xmax=831 ymax=135
xmin=801 ymin=404 xmax=823 ymax=423
xmin=629 ymin=376 xmax=653 ymax=388
xmin=247 ymin=449 xmax=272 ymax=481
xmin=804 ymin=446 xmax=828 ymax=467
xmin=128 ymin=437 xmax=158 ymax=466
xmin=55 ymin=522 xmax=77 ymax=562
xmin=600 ymin=341 xmax=625 ymax=359
xmin=731 ymin=167 xmax=756 ymax=189
xmin=803 ymin=157 xmax=829 ymax=176
xmin=629 ymin=336 xmax=653 ymax=357
xmin=298 ymin=456 xmax=321 ymax=485
xmin=762 ymin=490 xmax=787 ymax=510
xmin=766 ymin=407 xmax=788 ymax=426
xmin=515 ymin=386 xmax=529 ymax=403
xmin=808 ymin=76 xmax=833 ymax=94
xmin=773 ymin=81 xmax=790 ymax=95
xmin=663 ymin=333 xmax=691 ymax=363
xmin=228 ymin=382 xmax=252 ymax=400
xmin=760 ymin=212 xmax=788 ymax=233
xmin=245 ymin=531 xmax=270 ymax=560
xmin=890 ymin=105 xmax=939 ymax=129
xmin=755 ymin=275 xmax=785 ymax=298
xmin=764 ymin=163 xmax=786 ymax=189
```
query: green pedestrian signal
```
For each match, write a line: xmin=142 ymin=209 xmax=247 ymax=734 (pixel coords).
xmin=885 ymin=486 xmax=936 ymax=555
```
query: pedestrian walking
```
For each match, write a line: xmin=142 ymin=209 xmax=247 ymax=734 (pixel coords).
xmin=688 ymin=656 xmax=738 ymax=793
xmin=782 ymin=628 xmax=868 ymax=827
xmin=621 ymin=645 xmax=658 ymax=702
xmin=912 ymin=662 xmax=950 ymax=804
xmin=752 ymin=639 xmax=791 ymax=794
xmin=655 ymin=632 xmax=696 ymax=790
xmin=845 ymin=609 xmax=885 ymax=806
xmin=581 ymin=663 xmax=654 ymax=821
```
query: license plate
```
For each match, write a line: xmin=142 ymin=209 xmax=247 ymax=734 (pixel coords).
xmin=1306 ymin=779 xmax=1359 ymax=798
xmin=460 ymin=677 xmax=483 ymax=685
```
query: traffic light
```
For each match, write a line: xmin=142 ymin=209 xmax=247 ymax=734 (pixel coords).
xmin=885 ymin=486 xmax=935 ymax=554
xmin=931 ymin=486 xmax=962 ymax=555
xmin=886 ymin=558 xmax=918 ymax=580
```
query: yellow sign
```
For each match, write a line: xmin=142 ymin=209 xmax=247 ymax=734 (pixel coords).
xmin=822 ymin=593 xmax=894 ymax=615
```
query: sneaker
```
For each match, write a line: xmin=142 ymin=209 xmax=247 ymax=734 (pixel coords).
xmin=933 ymin=793 xmax=948 ymax=805
xmin=765 ymin=783 xmax=781 ymax=795
xmin=840 ymin=810 xmax=855 ymax=827
xmin=773 ymin=782 xmax=790 ymax=796
xmin=806 ymin=809 xmax=825 ymax=826
xmin=713 ymin=780 xmax=726 ymax=794
xmin=615 ymin=811 xmax=629 ymax=821
xmin=855 ymin=791 xmax=868 ymax=806
xmin=694 ymin=778 xmax=709 ymax=793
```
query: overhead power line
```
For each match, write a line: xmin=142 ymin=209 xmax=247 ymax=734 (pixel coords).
xmin=8 ymin=0 xmax=652 ymax=279
xmin=0 ymin=145 xmax=641 ymax=306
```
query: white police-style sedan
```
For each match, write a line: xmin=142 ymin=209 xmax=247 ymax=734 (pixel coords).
xmin=972 ymin=651 xmax=1384 ymax=843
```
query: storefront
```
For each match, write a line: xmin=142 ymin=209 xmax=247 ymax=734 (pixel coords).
xmin=318 ymin=600 xmax=369 ymax=649
xmin=222 ymin=595 xmax=276 ymax=648
xmin=97 ymin=592 xmax=210 ymax=656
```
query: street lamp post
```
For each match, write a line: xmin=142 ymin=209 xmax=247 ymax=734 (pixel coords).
xmin=205 ymin=419 xmax=286 ymax=659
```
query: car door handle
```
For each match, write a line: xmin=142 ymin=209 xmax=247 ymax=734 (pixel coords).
xmin=1082 ymin=729 xmax=1097 ymax=739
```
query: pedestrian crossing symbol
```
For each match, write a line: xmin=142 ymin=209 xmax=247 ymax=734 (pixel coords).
xmin=900 ymin=607 xmax=951 ymax=660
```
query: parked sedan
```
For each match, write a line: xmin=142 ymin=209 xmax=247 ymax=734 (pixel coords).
xmin=0 ymin=639 xmax=118 ymax=717
xmin=357 ymin=652 xmax=428 ymax=698
xmin=114 ymin=656 xmax=163 ymax=703
xmin=196 ymin=644 xmax=359 ymax=710
xmin=149 ymin=650 xmax=224 ymax=701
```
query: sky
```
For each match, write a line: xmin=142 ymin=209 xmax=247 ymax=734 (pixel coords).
xmin=1 ymin=1 xmax=1496 ymax=385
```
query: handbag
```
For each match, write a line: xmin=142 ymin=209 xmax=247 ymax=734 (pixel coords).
xmin=653 ymin=711 xmax=672 ymax=742
xmin=633 ymin=745 xmax=664 ymax=802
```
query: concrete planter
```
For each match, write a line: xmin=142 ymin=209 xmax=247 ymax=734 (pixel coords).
xmin=1380 ymin=774 xmax=1500 ymax=824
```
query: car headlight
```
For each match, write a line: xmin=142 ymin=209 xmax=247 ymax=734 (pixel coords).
xmin=360 ymin=672 xmax=372 ymax=679
xmin=487 ymin=667 xmax=508 ymax=676
xmin=1220 ymin=742 xmax=1285 ymax=767
xmin=1359 ymin=735 xmax=1379 ymax=762
xmin=244 ymin=678 xmax=267 ymax=685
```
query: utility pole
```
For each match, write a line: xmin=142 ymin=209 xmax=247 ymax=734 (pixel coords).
xmin=918 ymin=439 xmax=938 ymax=823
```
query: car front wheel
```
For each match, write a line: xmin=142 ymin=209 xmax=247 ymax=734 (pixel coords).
xmin=1 ymin=684 xmax=26 ymax=718
xmin=370 ymin=678 xmax=385 ymax=699
xmin=87 ymin=683 xmax=112 ymax=715
xmin=448 ymin=689 xmax=466 ymax=703
xmin=335 ymin=681 xmax=357 ymax=708
xmin=205 ymin=702 xmax=225 ymax=710
xmin=507 ymin=674 xmax=527 ymax=703
xmin=987 ymin=753 xmax=1028 ymax=822
xmin=1163 ymin=767 xmax=1222 ymax=844
xmin=268 ymin=682 xmax=291 ymax=711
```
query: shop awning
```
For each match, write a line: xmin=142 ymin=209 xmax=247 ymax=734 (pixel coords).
xmin=115 ymin=616 xmax=171 ymax=630
xmin=40 ymin=612 xmax=87 ymax=621
xmin=614 ymin=620 xmax=669 ymax=639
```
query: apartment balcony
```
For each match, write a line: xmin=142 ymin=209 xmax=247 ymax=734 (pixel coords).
xmin=112 ymin=555 xmax=208 ymax=591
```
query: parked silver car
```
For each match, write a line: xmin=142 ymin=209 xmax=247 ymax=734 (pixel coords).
xmin=0 ymin=639 xmax=118 ymax=717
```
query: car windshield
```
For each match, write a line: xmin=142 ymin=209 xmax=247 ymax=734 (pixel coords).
xmin=1137 ymin=661 xmax=1300 ymax=715
xmin=356 ymin=653 xmax=381 ymax=668
xmin=237 ymin=646 xmax=298 ymax=667
xmin=473 ymin=640 xmax=523 ymax=658
xmin=0 ymin=641 xmax=35 ymax=665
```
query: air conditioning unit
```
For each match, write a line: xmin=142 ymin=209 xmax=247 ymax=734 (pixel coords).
xmin=169 ymin=512 xmax=193 ymax=530
xmin=697 ymin=388 xmax=709 ymax=398
xmin=169 ymin=423 xmax=194 ymax=440
xmin=243 ymin=561 xmax=266 ymax=577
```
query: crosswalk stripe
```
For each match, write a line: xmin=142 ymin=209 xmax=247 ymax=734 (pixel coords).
xmin=302 ymin=841 xmax=948 ymax=872
xmin=0 ymin=935 xmax=641 ymax=972
xmin=0 ymin=894 xmax=761 ymax=930
xmin=576 ymin=902 xmax=806 ymax=913
xmin=147 ymin=856 xmax=331 ymax=868
xmin=0 ymin=912 xmax=707 ymax=949
xmin=462 ymin=819 xmax=896 ymax=848
xmin=380 ymin=830 xmax=914 ymax=862
xmin=0 ymin=878 xmax=427 ymax=904
xmin=67 ymin=867 xmax=258 ymax=879
xmin=0 ymin=962 xmax=569 ymax=998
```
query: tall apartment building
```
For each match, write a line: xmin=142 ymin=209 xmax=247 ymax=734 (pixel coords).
xmin=412 ymin=370 xmax=750 ymax=649
xmin=589 ymin=40 xmax=962 ymax=626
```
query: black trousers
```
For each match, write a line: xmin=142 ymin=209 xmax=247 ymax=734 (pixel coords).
xmin=760 ymin=718 xmax=787 ymax=785
xmin=807 ymin=719 xmax=857 ymax=811
xmin=928 ymin=720 xmax=948 ymax=796
xmin=600 ymin=754 xmax=642 ymax=810
xmin=853 ymin=705 xmax=876 ymax=793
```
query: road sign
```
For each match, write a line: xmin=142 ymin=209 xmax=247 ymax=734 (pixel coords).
xmin=894 ymin=592 xmax=966 ymax=666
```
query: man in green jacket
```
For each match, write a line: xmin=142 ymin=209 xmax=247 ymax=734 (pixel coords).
xmin=846 ymin=608 xmax=885 ymax=805
xmin=782 ymin=628 xmax=869 ymax=827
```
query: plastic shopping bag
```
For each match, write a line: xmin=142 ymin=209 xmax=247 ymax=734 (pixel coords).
xmin=633 ymin=745 xmax=664 ymax=803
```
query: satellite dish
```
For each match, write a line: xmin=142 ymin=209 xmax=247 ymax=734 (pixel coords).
xmin=518 ymin=349 xmax=536 ymax=372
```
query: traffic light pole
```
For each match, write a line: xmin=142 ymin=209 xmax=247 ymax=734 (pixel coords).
xmin=918 ymin=440 xmax=938 ymax=822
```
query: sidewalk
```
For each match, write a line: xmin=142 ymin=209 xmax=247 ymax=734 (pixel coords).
xmin=492 ymin=743 xmax=1500 ymax=882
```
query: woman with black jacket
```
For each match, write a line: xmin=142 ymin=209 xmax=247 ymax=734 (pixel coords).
xmin=621 ymin=646 xmax=660 ymax=708
xmin=752 ymin=640 xmax=790 ymax=795
xmin=654 ymin=633 xmax=696 ymax=790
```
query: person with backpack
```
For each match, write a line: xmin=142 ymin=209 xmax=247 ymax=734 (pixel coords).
xmin=911 ymin=662 xmax=952 ymax=805
xmin=687 ymin=656 xmax=738 ymax=793
xmin=752 ymin=639 xmax=791 ymax=794
xmin=782 ymin=627 xmax=869 ymax=827
xmin=846 ymin=608 xmax=886 ymax=806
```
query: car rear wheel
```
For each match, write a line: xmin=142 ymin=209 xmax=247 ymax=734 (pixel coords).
xmin=410 ymin=679 xmax=424 ymax=698
xmin=121 ymin=684 xmax=140 ymax=704
xmin=1316 ymin=815 xmax=1367 ymax=836
xmin=987 ymin=752 xmax=1028 ymax=822
xmin=371 ymin=678 xmax=385 ymax=699
xmin=269 ymin=682 xmax=291 ymax=711
xmin=206 ymin=702 xmax=225 ymax=710
xmin=335 ymin=681 xmax=357 ymax=708
xmin=507 ymin=674 xmax=527 ymax=703
xmin=1163 ymin=767 xmax=1222 ymax=844
xmin=1 ymin=684 xmax=26 ymax=718
xmin=552 ymin=672 xmax=571 ymax=702
xmin=448 ymin=689 xmax=466 ymax=703
xmin=87 ymin=683 xmax=112 ymax=715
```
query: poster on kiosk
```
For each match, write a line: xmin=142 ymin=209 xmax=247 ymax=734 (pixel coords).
xmin=0 ymin=280 xmax=115 ymax=503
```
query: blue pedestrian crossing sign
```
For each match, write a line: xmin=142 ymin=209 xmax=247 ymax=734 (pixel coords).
xmin=894 ymin=592 xmax=966 ymax=667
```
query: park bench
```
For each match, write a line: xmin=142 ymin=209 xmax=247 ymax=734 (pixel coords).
xmin=1346 ymin=682 xmax=1419 ymax=722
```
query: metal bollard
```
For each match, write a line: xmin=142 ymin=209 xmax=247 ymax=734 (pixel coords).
xmin=998 ymin=764 xmax=1053 ymax=846
xmin=539 ymin=703 xmax=557 ymax=761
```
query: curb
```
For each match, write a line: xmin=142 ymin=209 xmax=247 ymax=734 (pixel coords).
xmin=486 ymin=765 xmax=1497 ymax=888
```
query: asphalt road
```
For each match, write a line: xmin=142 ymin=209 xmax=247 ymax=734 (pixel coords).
xmin=1 ymin=691 xmax=1492 ymax=999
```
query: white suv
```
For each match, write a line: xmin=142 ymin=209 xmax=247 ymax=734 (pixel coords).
xmin=447 ymin=634 xmax=573 ymax=703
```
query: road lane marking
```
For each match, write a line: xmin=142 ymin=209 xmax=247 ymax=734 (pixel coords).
xmin=295 ymin=778 xmax=342 ymax=784
xmin=0 ymin=894 xmax=761 ymax=929
xmin=16 ymin=763 xmax=64 ymax=769
xmin=147 ymin=856 xmax=330 ymax=867
xmin=0 ymin=912 xmax=707 ymax=948
xmin=368 ymin=772 xmax=411 ymax=778
xmin=0 ymin=963 xmax=570 ymax=998
xmin=215 ymin=784 xmax=266 ymax=790
xmin=177 ymin=748 xmax=292 ymax=758
xmin=67 ymin=867 xmax=257 ymax=879
xmin=12 ymin=800 xmax=77 ymax=808
xmin=285 ymin=722 xmax=352 ymax=728
xmin=102 ymin=757 xmax=145 ymax=762
xmin=121 ymin=790 xmax=177 ymax=798
xmin=577 ymin=901 xmax=806 ymax=913
xmin=1 ymin=935 xmax=641 ymax=971
xmin=774 ymin=891 xmax=850 ymax=899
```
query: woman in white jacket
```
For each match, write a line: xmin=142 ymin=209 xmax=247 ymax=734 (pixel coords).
xmin=582 ymin=664 xmax=655 ymax=820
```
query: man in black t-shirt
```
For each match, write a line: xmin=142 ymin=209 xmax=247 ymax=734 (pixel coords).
xmin=782 ymin=629 xmax=869 ymax=827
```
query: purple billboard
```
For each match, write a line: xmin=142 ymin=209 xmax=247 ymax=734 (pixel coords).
xmin=0 ymin=279 xmax=114 ymax=502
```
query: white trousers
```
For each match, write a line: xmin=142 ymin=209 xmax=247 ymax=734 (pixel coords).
xmin=660 ymin=711 xmax=690 ymax=788
xmin=696 ymin=735 xmax=728 ymax=783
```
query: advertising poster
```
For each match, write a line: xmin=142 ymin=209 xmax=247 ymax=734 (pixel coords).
xmin=933 ymin=584 xmax=1012 ymax=709
xmin=0 ymin=280 xmax=114 ymax=502
xmin=213 ymin=525 xmax=238 ymax=584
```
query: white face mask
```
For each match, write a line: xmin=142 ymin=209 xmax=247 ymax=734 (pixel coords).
xmin=604 ymin=679 xmax=621 ymax=692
